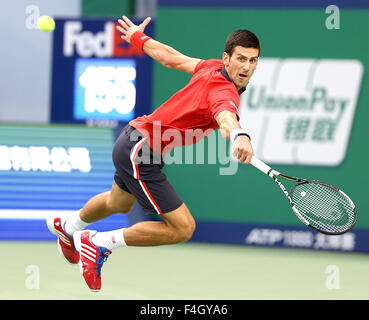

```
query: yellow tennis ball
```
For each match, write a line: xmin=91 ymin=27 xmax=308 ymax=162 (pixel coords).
xmin=38 ymin=16 xmax=55 ymax=32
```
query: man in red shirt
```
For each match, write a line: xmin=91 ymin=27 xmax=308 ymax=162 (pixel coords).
xmin=47 ymin=16 xmax=259 ymax=291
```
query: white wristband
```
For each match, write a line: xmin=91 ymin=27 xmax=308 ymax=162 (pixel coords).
xmin=230 ymin=128 xmax=251 ymax=142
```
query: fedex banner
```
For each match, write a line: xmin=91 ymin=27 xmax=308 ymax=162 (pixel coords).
xmin=50 ymin=18 xmax=154 ymax=125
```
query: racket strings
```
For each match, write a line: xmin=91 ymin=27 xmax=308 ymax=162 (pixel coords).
xmin=291 ymin=182 xmax=356 ymax=234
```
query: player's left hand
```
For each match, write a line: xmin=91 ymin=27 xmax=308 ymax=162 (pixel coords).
xmin=116 ymin=16 xmax=151 ymax=43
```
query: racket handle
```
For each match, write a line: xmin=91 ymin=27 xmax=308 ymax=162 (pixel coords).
xmin=250 ymin=156 xmax=272 ymax=175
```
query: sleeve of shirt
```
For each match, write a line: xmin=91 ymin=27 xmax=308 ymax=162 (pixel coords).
xmin=194 ymin=59 xmax=223 ymax=74
xmin=208 ymin=87 xmax=240 ymax=122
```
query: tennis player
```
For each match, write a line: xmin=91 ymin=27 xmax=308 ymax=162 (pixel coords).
xmin=47 ymin=16 xmax=259 ymax=291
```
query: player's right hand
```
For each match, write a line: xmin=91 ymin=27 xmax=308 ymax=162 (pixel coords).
xmin=233 ymin=135 xmax=254 ymax=164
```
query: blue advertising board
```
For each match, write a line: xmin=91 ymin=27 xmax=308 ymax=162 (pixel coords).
xmin=50 ymin=18 xmax=154 ymax=125
xmin=190 ymin=221 xmax=369 ymax=253
xmin=0 ymin=124 xmax=130 ymax=240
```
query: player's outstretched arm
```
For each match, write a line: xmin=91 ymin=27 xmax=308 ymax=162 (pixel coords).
xmin=216 ymin=110 xmax=254 ymax=164
xmin=117 ymin=16 xmax=201 ymax=74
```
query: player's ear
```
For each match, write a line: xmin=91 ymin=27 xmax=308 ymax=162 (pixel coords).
xmin=222 ymin=52 xmax=230 ymax=67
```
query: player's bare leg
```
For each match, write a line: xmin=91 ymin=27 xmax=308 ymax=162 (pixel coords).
xmin=75 ymin=177 xmax=196 ymax=248
xmin=81 ymin=202 xmax=196 ymax=249
xmin=79 ymin=181 xmax=136 ymax=223
xmin=123 ymin=203 xmax=196 ymax=246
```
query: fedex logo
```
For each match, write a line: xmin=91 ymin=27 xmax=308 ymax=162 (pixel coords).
xmin=63 ymin=21 xmax=144 ymax=58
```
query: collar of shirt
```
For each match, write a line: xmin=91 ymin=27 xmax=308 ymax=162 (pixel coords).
xmin=221 ymin=65 xmax=246 ymax=96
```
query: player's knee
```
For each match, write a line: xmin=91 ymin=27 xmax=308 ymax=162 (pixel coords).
xmin=106 ymin=194 xmax=134 ymax=214
xmin=175 ymin=221 xmax=196 ymax=243
xmin=189 ymin=215 xmax=196 ymax=236
xmin=186 ymin=221 xmax=196 ymax=241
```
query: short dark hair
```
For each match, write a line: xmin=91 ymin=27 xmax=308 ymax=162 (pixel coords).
xmin=224 ymin=30 xmax=260 ymax=57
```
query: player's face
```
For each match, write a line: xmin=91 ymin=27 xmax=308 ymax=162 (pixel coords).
xmin=222 ymin=46 xmax=259 ymax=90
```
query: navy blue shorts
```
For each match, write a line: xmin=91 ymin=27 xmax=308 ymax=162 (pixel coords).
xmin=112 ymin=125 xmax=183 ymax=215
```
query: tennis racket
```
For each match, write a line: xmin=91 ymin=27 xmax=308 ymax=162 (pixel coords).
xmin=250 ymin=156 xmax=357 ymax=235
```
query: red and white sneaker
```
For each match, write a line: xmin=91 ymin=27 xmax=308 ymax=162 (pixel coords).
xmin=73 ymin=230 xmax=112 ymax=292
xmin=46 ymin=216 xmax=80 ymax=264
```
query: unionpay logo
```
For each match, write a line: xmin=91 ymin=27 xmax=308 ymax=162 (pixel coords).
xmin=239 ymin=58 xmax=364 ymax=166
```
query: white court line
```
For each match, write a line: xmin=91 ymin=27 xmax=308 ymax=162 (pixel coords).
xmin=0 ymin=209 xmax=76 ymax=220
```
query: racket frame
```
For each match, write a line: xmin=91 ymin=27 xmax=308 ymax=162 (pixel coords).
xmin=250 ymin=156 xmax=357 ymax=235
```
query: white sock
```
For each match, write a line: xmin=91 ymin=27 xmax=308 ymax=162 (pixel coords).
xmin=91 ymin=228 xmax=127 ymax=250
xmin=64 ymin=210 xmax=90 ymax=236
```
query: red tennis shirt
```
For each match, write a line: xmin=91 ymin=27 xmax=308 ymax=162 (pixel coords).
xmin=130 ymin=59 xmax=245 ymax=155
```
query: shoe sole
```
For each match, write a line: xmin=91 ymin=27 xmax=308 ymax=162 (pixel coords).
xmin=74 ymin=230 xmax=100 ymax=293
xmin=46 ymin=216 xmax=78 ymax=265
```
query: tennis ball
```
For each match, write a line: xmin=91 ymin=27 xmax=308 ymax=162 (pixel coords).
xmin=38 ymin=16 xmax=55 ymax=32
